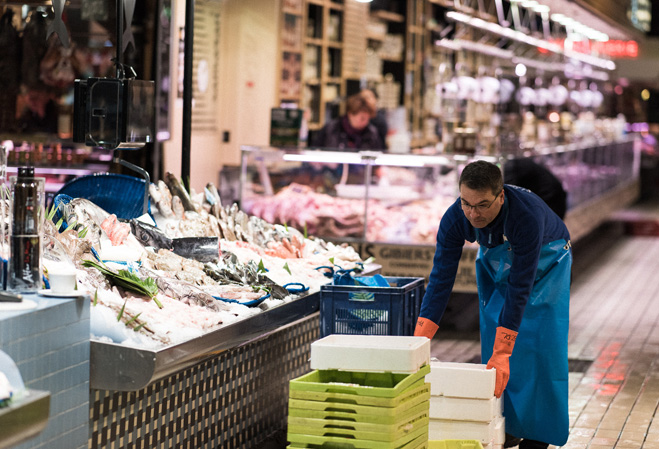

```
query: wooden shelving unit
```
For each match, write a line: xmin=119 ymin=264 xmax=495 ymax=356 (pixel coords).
xmin=277 ymin=0 xmax=360 ymax=131
xmin=277 ymin=0 xmax=618 ymax=150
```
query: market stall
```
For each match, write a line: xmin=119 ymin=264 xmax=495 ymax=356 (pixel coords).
xmin=36 ymin=176 xmax=374 ymax=449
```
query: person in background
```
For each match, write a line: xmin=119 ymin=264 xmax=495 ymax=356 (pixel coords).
xmin=312 ymin=92 xmax=384 ymax=150
xmin=503 ymin=158 xmax=567 ymax=219
xmin=360 ymin=88 xmax=388 ymax=148
xmin=415 ymin=161 xmax=572 ymax=449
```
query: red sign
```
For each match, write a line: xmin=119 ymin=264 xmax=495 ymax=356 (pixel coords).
xmin=539 ymin=39 xmax=639 ymax=59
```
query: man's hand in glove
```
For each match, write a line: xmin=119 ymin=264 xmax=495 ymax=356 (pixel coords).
xmin=414 ymin=317 xmax=439 ymax=339
xmin=486 ymin=326 xmax=518 ymax=398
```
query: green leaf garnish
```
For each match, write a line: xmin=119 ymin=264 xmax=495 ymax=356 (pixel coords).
xmin=283 ymin=262 xmax=291 ymax=275
xmin=257 ymin=259 xmax=266 ymax=273
xmin=125 ymin=312 xmax=142 ymax=326
xmin=46 ymin=203 xmax=59 ymax=221
xmin=117 ymin=300 xmax=126 ymax=321
xmin=82 ymin=260 xmax=162 ymax=308
xmin=93 ymin=289 xmax=98 ymax=306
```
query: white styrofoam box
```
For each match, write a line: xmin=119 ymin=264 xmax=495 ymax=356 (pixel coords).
xmin=428 ymin=361 xmax=496 ymax=399
xmin=429 ymin=395 xmax=503 ymax=422
xmin=310 ymin=335 xmax=430 ymax=373
xmin=429 ymin=416 xmax=505 ymax=445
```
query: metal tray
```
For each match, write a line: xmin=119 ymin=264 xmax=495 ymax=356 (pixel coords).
xmin=90 ymin=291 xmax=320 ymax=391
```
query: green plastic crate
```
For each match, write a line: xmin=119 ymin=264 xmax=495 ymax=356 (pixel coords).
xmin=287 ymin=427 xmax=428 ymax=449
xmin=289 ymin=364 xmax=430 ymax=399
xmin=288 ymin=399 xmax=429 ymax=425
xmin=287 ymin=434 xmax=428 ymax=449
xmin=288 ymin=381 xmax=429 ymax=416
xmin=428 ymin=441 xmax=484 ymax=449
xmin=289 ymin=381 xmax=429 ymax=408
xmin=287 ymin=410 xmax=428 ymax=442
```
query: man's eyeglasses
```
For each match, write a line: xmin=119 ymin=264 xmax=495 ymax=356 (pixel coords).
xmin=460 ymin=191 xmax=502 ymax=212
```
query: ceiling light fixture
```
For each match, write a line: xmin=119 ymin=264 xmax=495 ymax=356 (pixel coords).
xmin=445 ymin=11 xmax=615 ymax=70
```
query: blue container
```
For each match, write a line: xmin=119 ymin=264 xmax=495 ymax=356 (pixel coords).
xmin=320 ymin=276 xmax=424 ymax=338
xmin=53 ymin=173 xmax=150 ymax=220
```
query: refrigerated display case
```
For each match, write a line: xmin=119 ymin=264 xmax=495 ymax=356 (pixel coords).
xmin=511 ymin=136 xmax=640 ymax=242
xmin=240 ymin=137 xmax=640 ymax=289
xmin=240 ymin=145 xmax=499 ymax=245
xmin=240 ymin=145 xmax=499 ymax=291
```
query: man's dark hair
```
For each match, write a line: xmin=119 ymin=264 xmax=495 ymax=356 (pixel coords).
xmin=459 ymin=161 xmax=503 ymax=195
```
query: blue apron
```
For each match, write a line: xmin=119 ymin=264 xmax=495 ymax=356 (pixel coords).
xmin=476 ymin=234 xmax=571 ymax=445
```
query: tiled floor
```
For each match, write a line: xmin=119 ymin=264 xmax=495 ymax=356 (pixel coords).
xmin=431 ymin=206 xmax=659 ymax=448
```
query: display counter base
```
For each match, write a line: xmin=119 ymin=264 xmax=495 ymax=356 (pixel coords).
xmin=89 ymin=314 xmax=320 ymax=449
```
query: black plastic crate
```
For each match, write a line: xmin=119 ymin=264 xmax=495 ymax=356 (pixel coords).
xmin=319 ymin=277 xmax=424 ymax=338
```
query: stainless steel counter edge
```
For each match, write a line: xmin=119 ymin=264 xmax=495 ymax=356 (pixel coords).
xmin=90 ymin=291 xmax=321 ymax=391
xmin=0 ymin=389 xmax=51 ymax=449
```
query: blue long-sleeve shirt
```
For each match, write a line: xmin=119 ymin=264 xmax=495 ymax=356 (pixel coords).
xmin=420 ymin=184 xmax=570 ymax=331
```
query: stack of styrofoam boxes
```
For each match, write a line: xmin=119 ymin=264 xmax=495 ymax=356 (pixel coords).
xmin=286 ymin=335 xmax=432 ymax=449
xmin=427 ymin=361 xmax=505 ymax=449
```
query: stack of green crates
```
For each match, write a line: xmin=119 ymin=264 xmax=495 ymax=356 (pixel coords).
xmin=287 ymin=364 xmax=431 ymax=448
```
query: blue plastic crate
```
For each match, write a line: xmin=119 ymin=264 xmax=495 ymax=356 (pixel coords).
xmin=320 ymin=276 xmax=424 ymax=338
xmin=52 ymin=173 xmax=150 ymax=220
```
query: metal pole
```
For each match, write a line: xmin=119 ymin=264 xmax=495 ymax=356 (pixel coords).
xmin=181 ymin=0 xmax=194 ymax=191
xmin=116 ymin=0 xmax=124 ymax=78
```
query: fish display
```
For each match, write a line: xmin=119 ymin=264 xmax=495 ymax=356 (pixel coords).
xmin=34 ymin=173 xmax=365 ymax=349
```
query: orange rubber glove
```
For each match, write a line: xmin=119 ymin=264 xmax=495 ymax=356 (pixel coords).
xmin=414 ymin=317 xmax=439 ymax=339
xmin=486 ymin=326 xmax=518 ymax=398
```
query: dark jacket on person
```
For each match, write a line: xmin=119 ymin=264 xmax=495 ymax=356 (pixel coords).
xmin=504 ymin=158 xmax=567 ymax=219
xmin=312 ymin=116 xmax=384 ymax=150
xmin=370 ymin=109 xmax=388 ymax=148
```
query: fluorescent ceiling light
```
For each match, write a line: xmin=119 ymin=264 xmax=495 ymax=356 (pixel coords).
xmin=445 ymin=10 xmax=615 ymax=70
xmin=435 ymin=38 xmax=515 ymax=59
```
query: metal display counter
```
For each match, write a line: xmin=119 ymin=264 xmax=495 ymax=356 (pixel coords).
xmin=90 ymin=291 xmax=321 ymax=392
xmin=0 ymin=390 xmax=50 ymax=449
xmin=89 ymin=265 xmax=380 ymax=449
